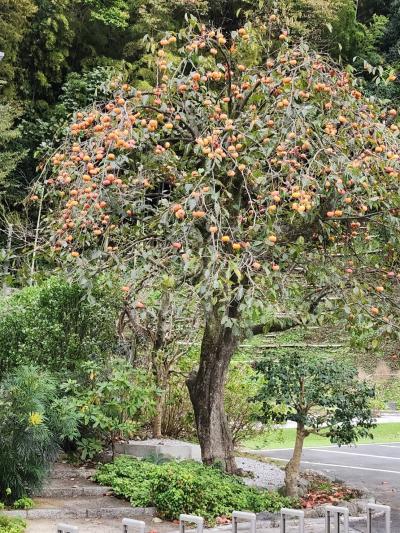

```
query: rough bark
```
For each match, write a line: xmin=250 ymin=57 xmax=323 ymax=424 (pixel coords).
xmin=284 ymin=423 xmax=306 ymax=497
xmin=187 ymin=305 xmax=238 ymax=473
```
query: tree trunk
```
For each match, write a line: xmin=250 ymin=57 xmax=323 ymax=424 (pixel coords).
xmin=152 ymin=368 xmax=168 ymax=438
xmin=152 ymin=385 xmax=167 ymax=438
xmin=187 ymin=305 xmax=238 ymax=473
xmin=284 ymin=423 xmax=306 ymax=497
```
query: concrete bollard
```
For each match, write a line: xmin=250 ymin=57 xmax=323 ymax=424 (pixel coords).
xmin=367 ymin=503 xmax=391 ymax=533
xmin=232 ymin=511 xmax=256 ymax=533
xmin=56 ymin=524 xmax=79 ymax=533
xmin=122 ymin=518 xmax=146 ymax=533
xmin=280 ymin=508 xmax=304 ymax=533
xmin=325 ymin=506 xmax=349 ymax=533
xmin=179 ymin=514 xmax=204 ymax=533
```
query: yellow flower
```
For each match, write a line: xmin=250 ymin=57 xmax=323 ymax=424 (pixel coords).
xmin=28 ymin=412 xmax=43 ymax=426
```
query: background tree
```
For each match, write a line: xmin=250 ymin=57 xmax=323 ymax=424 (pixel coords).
xmin=256 ymin=352 xmax=375 ymax=497
xmin=38 ymin=20 xmax=400 ymax=472
xmin=0 ymin=103 xmax=27 ymax=208
xmin=117 ymin=279 xmax=200 ymax=438
xmin=0 ymin=0 xmax=37 ymax=92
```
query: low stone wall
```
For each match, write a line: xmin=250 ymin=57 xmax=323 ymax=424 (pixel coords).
xmin=115 ymin=439 xmax=202 ymax=461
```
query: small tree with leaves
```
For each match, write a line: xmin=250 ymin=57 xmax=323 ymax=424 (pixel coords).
xmin=256 ymin=352 xmax=376 ymax=497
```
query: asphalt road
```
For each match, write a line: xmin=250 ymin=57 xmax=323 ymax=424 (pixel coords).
xmin=256 ymin=442 xmax=400 ymax=532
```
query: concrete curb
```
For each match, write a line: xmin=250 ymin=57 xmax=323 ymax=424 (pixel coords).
xmin=50 ymin=467 xmax=96 ymax=480
xmin=38 ymin=485 xmax=113 ymax=498
xmin=2 ymin=506 xmax=156 ymax=520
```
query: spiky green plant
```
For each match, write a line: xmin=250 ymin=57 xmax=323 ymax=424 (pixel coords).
xmin=0 ymin=365 xmax=77 ymax=501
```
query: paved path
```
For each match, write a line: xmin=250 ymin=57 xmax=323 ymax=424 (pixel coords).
xmin=253 ymin=442 xmax=400 ymax=532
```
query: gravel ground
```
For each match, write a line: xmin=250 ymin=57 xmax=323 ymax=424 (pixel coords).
xmin=236 ymin=457 xmax=285 ymax=490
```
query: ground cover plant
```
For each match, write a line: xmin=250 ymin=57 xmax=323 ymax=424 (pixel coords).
xmin=0 ymin=515 xmax=26 ymax=533
xmin=94 ymin=456 xmax=296 ymax=523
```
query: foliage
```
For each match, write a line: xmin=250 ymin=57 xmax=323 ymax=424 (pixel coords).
xmin=0 ymin=0 xmax=37 ymax=90
xmin=376 ymin=379 xmax=400 ymax=409
xmin=95 ymin=456 xmax=296 ymax=523
xmin=159 ymin=354 xmax=264 ymax=442
xmin=18 ymin=0 xmax=74 ymax=101
xmin=0 ymin=365 xmax=77 ymax=501
xmin=80 ymin=0 xmax=130 ymax=28
xmin=161 ymin=371 xmax=196 ymax=438
xmin=58 ymin=357 xmax=155 ymax=459
xmin=0 ymin=277 xmax=120 ymax=376
xmin=0 ymin=515 xmax=26 ymax=533
xmin=0 ymin=102 xmax=27 ymax=206
xmin=380 ymin=0 xmax=400 ymax=61
xmin=256 ymin=352 xmax=376 ymax=445
xmin=42 ymin=21 xmax=400 ymax=349
xmin=225 ymin=360 xmax=264 ymax=445
xmin=12 ymin=498 xmax=34 ymax=510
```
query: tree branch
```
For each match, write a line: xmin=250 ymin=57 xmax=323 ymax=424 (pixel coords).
xmin=252 ymin=287 xmax=331 ymax=335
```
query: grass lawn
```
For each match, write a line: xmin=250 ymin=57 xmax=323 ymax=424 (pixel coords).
xmin=242 ymin=422 xmax=400 ymax=450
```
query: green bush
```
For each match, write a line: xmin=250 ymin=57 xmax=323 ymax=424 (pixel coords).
xmin=12 ymin=498 xmax=34 ymax=510
xmin=0 ymin=516 xmax=26 ymax=533
xmin=0 ymin=365 xmax=77 ymax=501
xmin=0 ymin=277 xmax=120 ymax=377
xmin=225 ymin=361 xmax=265 ymax=445
xmin=95 ymin=457 xmax=295 ymax=523
xmin=59 ymin=358 xmax=155 ymax=460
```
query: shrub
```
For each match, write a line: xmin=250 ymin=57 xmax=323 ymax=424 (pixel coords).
xmin=0 ymin=277 xmax=120 ymax=377
xmin=95 ymin=457 xmax=296 ymax=523
xmin=12 ymin=498 xmax=34 ymax=510
xmin=0 ymin=365 xmax=77 ymax=501
xmin=59 ymin=358 xmax=155 ymax=460
xmin=225 ymin=361 xmax=264 ymax=445
xmin=0 ymin=516 xmax=26 ymax=533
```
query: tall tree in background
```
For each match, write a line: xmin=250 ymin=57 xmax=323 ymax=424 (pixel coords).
xmin=0 ymin=103 xmax=26 ymax=207
xmin=0 ymin=0 xmax=37 ymax=92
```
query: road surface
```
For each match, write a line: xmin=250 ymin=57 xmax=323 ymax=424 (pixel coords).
xmin=254 ymin=442 xmax=400 ymax=532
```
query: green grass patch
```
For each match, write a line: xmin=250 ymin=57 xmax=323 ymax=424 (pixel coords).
xmin=242 ymin=423 xmax=400 ymax=450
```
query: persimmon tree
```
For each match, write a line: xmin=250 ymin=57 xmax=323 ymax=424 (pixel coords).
xmin=37 ymin=17 xmax=400 ymax=472
xmin=256 ymin=352 xmax=375 ymax=497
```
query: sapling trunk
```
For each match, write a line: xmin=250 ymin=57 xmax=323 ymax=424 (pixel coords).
xmin=284 ymin=423 xmax=306 ymax=497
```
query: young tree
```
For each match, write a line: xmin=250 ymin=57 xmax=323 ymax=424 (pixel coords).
xmin=256 ymin=352 xmax=375 ymax=497
xmin=38 ymin=19 xmax=400 ymax=472
xmin=117 ymin=279 xmax=200 ymax=438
